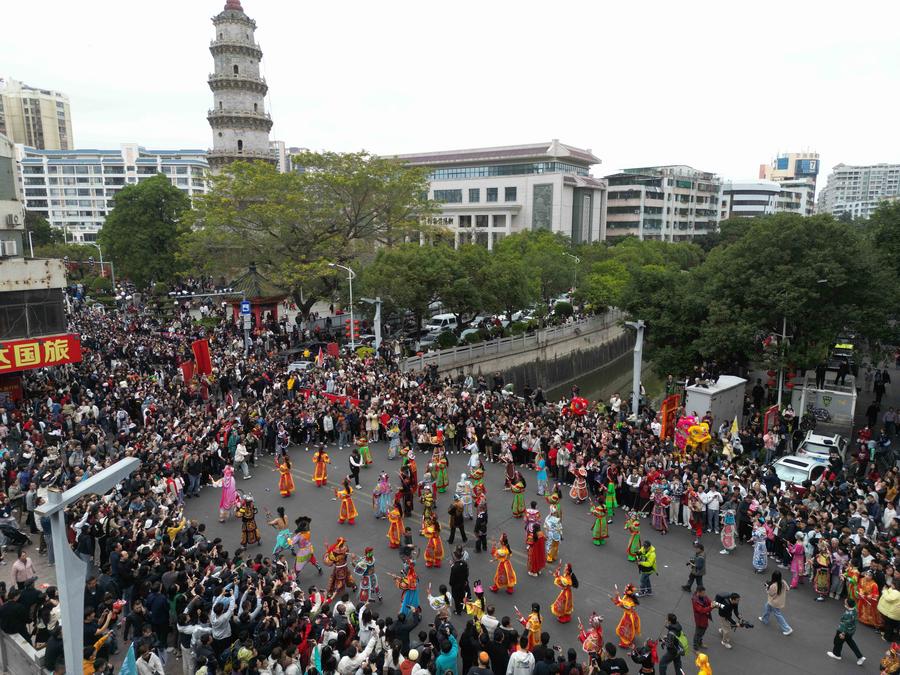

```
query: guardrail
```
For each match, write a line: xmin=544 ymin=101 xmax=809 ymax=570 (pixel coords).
xmin=401 ymin=309 xmax=624 ymax=372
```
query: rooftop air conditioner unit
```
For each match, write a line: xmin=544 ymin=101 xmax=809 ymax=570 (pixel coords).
xmin=4 ymin=213 xmax=21 ymax=227
xmin=1 ymin=240 xmax=18 ymax=257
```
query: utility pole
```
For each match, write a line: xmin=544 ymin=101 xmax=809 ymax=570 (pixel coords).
xmin=625 ymin=320 xmax=646 ymax=418
xmin=563 ymin=252 xmax=580 ymax=294
xmin=776 ymin=315 xmax=791 ymax=408
xmin=361 ymin=296 xmax=383 ymax=350
xmin=329 ymin=263 xmax=357 ymax=350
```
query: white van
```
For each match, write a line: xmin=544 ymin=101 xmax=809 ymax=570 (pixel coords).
xmin=425 ymin=313 xmax=458 ymax=333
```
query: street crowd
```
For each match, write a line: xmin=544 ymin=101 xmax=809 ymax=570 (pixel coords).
xmin=0 ymin=293 xmax=898 ymax=675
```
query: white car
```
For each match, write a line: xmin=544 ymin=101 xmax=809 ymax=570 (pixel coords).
xmin=771 ymin=455 xmax=829 ymax=495
xmin=796 ymin=431 xmax=847 ymax=461
xmin=287 ymin=361 xmax=313 ymax=373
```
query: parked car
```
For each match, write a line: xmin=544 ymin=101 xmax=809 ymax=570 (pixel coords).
xmin=796 ymin=431 xmax=847 ymax=461
xmin=424 ymin=313 xmax=458 ymax=333
xmin=287 ymin=361 xmax=314 ymax=373
xmin=458 ymin=327 xmax=483 ymax=342
xmin=771 ymin=454 xmax=829 ymax=495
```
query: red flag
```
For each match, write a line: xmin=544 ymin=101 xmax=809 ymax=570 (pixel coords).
xmin=180 ymin=361 xmax=195 ymax=389
xmin=192 ymin=339 xmax=212 ymax=375
xmin=315 ymin=347 xmax=325 ymax=368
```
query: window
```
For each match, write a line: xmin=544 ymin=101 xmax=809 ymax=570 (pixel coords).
xmin=486 ymin=188 xmax=498 ymax=202
xmin=433 ymin=189 xmax=462 ymax=203
xmin=475 ymin=215 xmax=489 ymax=228
xmin=233 ymin=64 xmax=239 ymax=75
xmin=468 ymin=188 xmax=480 ymax=203
xmin=504 ymin=187 xmax=517 ymax=202
xmin=237 ymin=140 xmax=243 ymax=153
xmin=253 ymin=103 xmax=258 ymax=112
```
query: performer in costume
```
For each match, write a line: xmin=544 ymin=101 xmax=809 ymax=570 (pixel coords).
xmin=751 ymin=518 xmax=768 ymax=573
xmin=457 ymin=473 xmax=474 ymax=519
xmin=651 ymin=486 xmax=670 ymax=533
xmin=291 ymin=521 xmax=323 ymax=578
xmin=611 ymin=584 xmax=641 ymax=649
xmin=471 ymin=467 xmax=487 ymax=506
xmin=395 ymin=561 xmax=419 ymax=614
xmin=276 ymin=452 xmax=295 ymax=497
xmin=859 ymin=569 xmax=884 ymax=628
xmin=590 ymin=501 xmax=609 ymax=546
xmin=625 ymin=511 xmax=642 ymax=561
xmin=788 ymin=533 xmax=806 ymax=588
xmin=719 ymin=507 xmax=737 ymax=555
xmin=373 ymin=472 xmax=392 ymax=519
xmin=544 ymin=506 xmax=562 ymax=563
xmin=358 ymin=436 xmax=373 ymax=466
xmin=335 ymin=477 xmax=358 ymax=525
xmin=386 ymin=505 xmax=404 ymax=548
xmin=502 ymin=448 xmax=517 ymax=488
xmin=525 ymin=521 xmax=547 ymax=576
xmin=464 ymin=581 xmax=486 ymax=629
xmin=216 ymin=465 xmax=239 ymax=522
xmin=605 ymin=470 xmax=619 ymax=522
xmin=545 ymin=483 xmax=563 ymax=522
xmin=524 ymin=501 xmax=541 ymax=531
xmin=551 ymin=563 xmax=577 ymax=623
xmin=312 ymin=445 xmax=330 ymax=487
xmin=423 ymin=516 xmax=444 ymax=568
xmin=845 ymin=564 xmax=860 ymax=603
xmin=813 ymin=541 xmax=831 ymax=602
xmin=432 ymin=446 xmax=449 ymax=493
xmin=398 ymin=464 xmax=415 ymax=517
xmin=577 ymin=613 xmax=604 ymax=660
xmin=695 ymin=653 xmax=712 ymax=675
xmin=236 ymin=494 xmax=261 ymax=546
xmin=569 ymin=467 xmax=588 ymax=503
xmin=511 ymin=476 xmax=526 ymax=518
xmin=267 ymin=506 xmax=291 ymax=555
xmin=419 ymin=481 xmax=436 ymax=534
xmin=517 ymin=603 xmax=542 ymax=651
xmin=535 ymin=452 xmax=548 ymax=496
xmin=490 ymin=532 xmax=517 ymax=594
xmin=401 ymin=446 xmax=418 ymax=485
xmin=353 ymin=547 xmax=383 ymax=603
xmin=323 ymin=537 xmax=356 ymax=597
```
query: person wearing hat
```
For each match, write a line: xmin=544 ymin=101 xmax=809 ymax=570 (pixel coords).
xmin=880 ymin=642 xmax=900 ymax=674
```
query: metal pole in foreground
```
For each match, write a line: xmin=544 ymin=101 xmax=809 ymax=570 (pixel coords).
xmin=34 ymin=458 xmax=141 ymax=675
xmin=777 ymin=315 xmax=787 ymax=408
xmin=626 ymin=320 xmax=646 ymax=418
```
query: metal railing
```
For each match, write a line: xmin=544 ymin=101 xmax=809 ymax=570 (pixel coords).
xmin=401 ymin=309 xmax=624 ymax=372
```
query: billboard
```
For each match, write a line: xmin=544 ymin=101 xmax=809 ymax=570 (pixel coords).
xmin=0 ymin=333 xmax=82 ymax=375
xmin=796 ymin=159 xmax=819 ymax=176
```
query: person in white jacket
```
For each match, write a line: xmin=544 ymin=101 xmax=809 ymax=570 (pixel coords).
xmin=338 ymin=634 xmax=378 ymax=675
xmin=136 ymin=644 xmax=166 ymax=675
xmin=506 ymin=636 xmax=535 ymax=675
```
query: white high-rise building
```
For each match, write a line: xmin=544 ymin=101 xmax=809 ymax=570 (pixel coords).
xmin=719 ymin=180 xmax=804 ymax=220
xmin=818 ymin=163 xmax=900 ymax=219
xmin=16 ymin=144 xmax=209 ymax=242
xmin=0 ymin=78 xmax=74 ymax=150
xmin=207 ymin=0 xmax=274 ymax=170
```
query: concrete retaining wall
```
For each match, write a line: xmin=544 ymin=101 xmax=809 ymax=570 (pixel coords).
xmin=0 ymin=631 xmax=47 ymax=675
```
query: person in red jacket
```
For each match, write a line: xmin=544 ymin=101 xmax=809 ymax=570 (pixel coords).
xmin=691 ymin=586 xmax=714 ymax=651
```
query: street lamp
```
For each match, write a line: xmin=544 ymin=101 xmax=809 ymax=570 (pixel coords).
xmin=328 ymin=262 xmax=357 ymax=349
xmin=563 ymin=252 xmax=580 ymax=294
xmin=35 ymin=458 xmax=141 ymax=675
xmin=625 ymin=320 xmax=646 ymax=419
xmin=88 ymin=242 xmax=116 ymax=292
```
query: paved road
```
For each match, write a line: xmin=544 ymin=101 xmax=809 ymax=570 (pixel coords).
xmin=184 ymin=441 xmax=888 ymax=675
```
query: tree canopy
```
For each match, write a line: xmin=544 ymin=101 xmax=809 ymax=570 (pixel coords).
xmin=183 ymin=153 xmax=435 ymax=310
xmin=98 ymin=174 xmax=190 ymax=287
xmin=24 ymin=212 xmax=63 ymax=248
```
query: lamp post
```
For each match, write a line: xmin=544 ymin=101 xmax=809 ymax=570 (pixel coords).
xmin=360 ymin=296 xmax=383 ymax=351
xmin=34 ymin=458 xmax=141 ymax=675
xmin=625 ymin=320 xmax=646 ymax=419
xmin=329 ymin=263 xmax=356 ymax=349
xmin=563 ymin=252 xmax=580 ymax=294
xmin=89 ymin=242 xmax=116 ymax=292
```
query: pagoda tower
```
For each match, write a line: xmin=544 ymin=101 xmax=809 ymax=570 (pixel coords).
xmin=207 ymin=0 xmax=274 ymax=170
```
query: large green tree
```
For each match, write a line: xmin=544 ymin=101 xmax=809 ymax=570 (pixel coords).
xmin=184 ymin=153 xmax=435 ymax=311
xmin=493 ymin=230 xmax=572 ymax=303
xmin=99 ymin=174 xmax=190 ymax=287
xmin=24 ymin=212 xmax=63 ymax=248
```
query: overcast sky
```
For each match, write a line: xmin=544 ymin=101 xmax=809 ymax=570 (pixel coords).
xmin=4 ymin=1 xmax=899 ymax=184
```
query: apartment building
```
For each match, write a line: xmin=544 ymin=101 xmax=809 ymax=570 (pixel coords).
xmin=759 ymin=152 xmax=819 ymax=216
xmin=818 ymin=163 xmax=900 ymax=220
xmin=0 ymin=78 xmax=74 ymax=150
xmin=16 ymin=144 xmax=208 ymax=242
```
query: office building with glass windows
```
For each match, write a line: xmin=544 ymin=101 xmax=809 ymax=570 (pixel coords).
xmin=758 ymin=152 xmax=819 ymax=216
xmin=15 ymin=144 xmax=209 ymax=242
xmin=394 ymin=140 xmax=607 ymax=249
xmin=719 ymin=180 xmax=804 ymax=220
xmin=605 ymin=165 xmax=721 ymax=241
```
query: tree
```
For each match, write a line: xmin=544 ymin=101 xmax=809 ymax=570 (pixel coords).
xmin=24 ymin=212 xmax=63 ymax=248
xmin=440 ymin=245 xmax=490 ymax=326
xmin=868 ymin=200 xmax=900 ymax=278
xmin=481 ymin=250 xmax=539 ymax=319
xmin=184 ymin=154 xmax=435 ymax=312
xmin=494 ymin=231 xmax=572 ymax=303
xmin=99 ymin=174 xmax=189 ymax=287
xmin=358 ymin=244 xmax=453 ymax=331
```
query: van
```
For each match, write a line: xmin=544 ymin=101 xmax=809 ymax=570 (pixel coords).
xmin=425 ymin=313 xmax=458 ymax=333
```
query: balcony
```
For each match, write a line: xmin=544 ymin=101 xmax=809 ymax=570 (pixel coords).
xmin=209 ymin=38 xmax=262 ymax=57
xmin=208 ymin=72 xmax=268 ymax=94
xmin=207 ymin=149 xmax=276 ymax=167
xmin=207 ymin=109 xmax=273 ymax=131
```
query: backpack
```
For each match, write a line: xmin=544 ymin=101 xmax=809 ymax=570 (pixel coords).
xmin=676 ymin=631 xmax=689 ymax=657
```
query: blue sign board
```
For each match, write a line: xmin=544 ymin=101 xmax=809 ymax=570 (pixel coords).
xmin=240 ymin=300 xmax=251 ymax=315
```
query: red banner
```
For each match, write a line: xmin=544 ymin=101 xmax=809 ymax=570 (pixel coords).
xmin=0 ymin=334 xmax=82 ymax=375
xmin=192 ymin=339 xmax=212 ymax=375
xmin=297 ymin=387 xmax=361 ymax=407
xmin=659 ymin=393 xmax=681 ymax=440
xmin=180 ymin=361 xmax=195 ymax=388
xmin=763 ymin=404 xmax=780 ymax=435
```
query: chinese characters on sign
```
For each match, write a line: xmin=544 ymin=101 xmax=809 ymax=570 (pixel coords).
xmin=0 ymin=334 xmax=82 ymax=374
